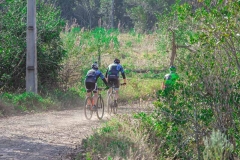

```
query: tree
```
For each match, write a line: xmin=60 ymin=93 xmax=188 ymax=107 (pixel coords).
xmin=0 ymin=0 xmax=66 ymax=91
xmin=154 ymin=0 xmax=239 ymax=159
xmin=125 ymin=0 xmax=169 ymax=32
xmin=73 ymin=0 xmax=100 ymax=29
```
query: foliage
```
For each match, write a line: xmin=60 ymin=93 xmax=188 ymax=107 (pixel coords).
xmin=59 ymin=26 xmax=119 ymax=89
xmin=48 ymin=87 xmax=84 ymax=108
xmin=203 ymin=129 xmax=234 ymax=160
xmin=89 ymin=27 xmax=120 ymax=66
xmin=119 ymin=78 xmax=161 ymax=103
xmin=1 ymin=92 xmax=54 ymax=111
xmin=0 ymin=0 xmax=66 ymax=91
xmin=36 ymin=1 xmax=66 ymax=89
xmin=47 ymin=0 xmax=101 ymax=29
xmin=124 ymin=0 xmax=169 ymax=32
xmin=83 ymin=115 xmax=156 ymax=159
xmin=46 ymin=0 xmax=178 ymax=31
xmin=83 ymin=118 xmax=133 ymax=159
xmin=80 ymin=0 xmax=239 ymax=160
xmin=152 ymin=0 xmax=240 ymax=159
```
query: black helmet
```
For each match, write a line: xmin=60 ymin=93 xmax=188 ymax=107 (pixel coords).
xmin=169 ymin=65 xmax=176 ymax=72
xmin=114 ymin=58 xmax=120 ymax=64
xmin=92 ymin=62 xmax=98 ymax=69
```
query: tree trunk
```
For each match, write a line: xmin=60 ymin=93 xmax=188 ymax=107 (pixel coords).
xmin=169 ymin=29 xmax=176 ymax=66
xmin=111 ymin=0 xmax=114 ymax=28
xmin=98 ymin=48 xmax=101 ymax=67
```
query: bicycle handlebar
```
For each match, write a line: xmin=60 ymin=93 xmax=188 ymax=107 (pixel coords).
xmin=98 ymin=87 xmax=108 ymax=91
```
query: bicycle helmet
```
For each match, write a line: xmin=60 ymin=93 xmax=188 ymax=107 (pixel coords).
xmin=92 ymin=62 xmax=98 ymax=69
xmin=169 ymin=65 xmax=176 ymax=72
xmin=114 ymin=58 xmax=120 ymax=64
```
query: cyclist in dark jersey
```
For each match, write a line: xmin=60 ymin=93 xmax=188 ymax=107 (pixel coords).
xmin=105 ymin=58 xmax=126 ymax=106
xmin=85 ymin=62 xmax=108 ymax=110
xmin=162 ymin=65 xmax=179 ymax=95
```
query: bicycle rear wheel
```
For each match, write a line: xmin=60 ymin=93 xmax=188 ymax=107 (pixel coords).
xmin=84 ymin=97 xmax=93 ymax=120
xmin=107 ymin=93 xmax=114 ymax=115
xmin=96 ymin=96 xmax=104 ymax=120
xmin=112 ymin=99 xmax=118 ymax=114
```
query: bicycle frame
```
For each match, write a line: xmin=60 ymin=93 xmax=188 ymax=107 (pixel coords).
xmin=84 ymin=88 xmax=105 ymax=120
xmin=107 ymin=82 xmax=125 ymax=115
xmin=107 ymin=83 xmax=117 ymax=115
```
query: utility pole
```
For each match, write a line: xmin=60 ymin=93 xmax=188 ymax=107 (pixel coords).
xmin=111 ymin=0 xmax=114 ymax=28
xmin=26 ymin=0 xmax=37 ymax=94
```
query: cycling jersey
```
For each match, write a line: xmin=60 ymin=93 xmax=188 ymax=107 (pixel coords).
xmin=105 ymin=63 xmax=125 ymax=79
xmin=164 ymin=72 xmax=179 ymax=88
xmin=85 ymin=69 xmax=105 ymax=83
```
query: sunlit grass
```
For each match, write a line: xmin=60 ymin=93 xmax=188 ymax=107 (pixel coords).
xmin=119 ymin=78 xmax=162 ymax=103
xmin=0 ymin=92 xmax=55 ymax=112
xmin=82 ymin=115 xmax=156 ymax=160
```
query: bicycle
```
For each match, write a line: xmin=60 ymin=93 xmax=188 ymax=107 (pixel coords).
xmin=84 ymin=88 xmax=105 ymax=120
xmin=107 ymin=83 xmax=125 ymax=115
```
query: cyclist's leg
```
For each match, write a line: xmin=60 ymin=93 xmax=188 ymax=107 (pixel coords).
xmin=93 ymin=92 xmax=98 ymax=106
xmin=107 ymin=79 xmax=113 ymax=95
xmin=85 ymin=82 xmax=94 ymax=105
xmin=92 ymin=83 xmax=98 ymax=109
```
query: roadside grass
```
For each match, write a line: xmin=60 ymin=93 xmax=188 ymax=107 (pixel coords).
xmin=0 ymin=92 xmax=56 ymax=113
xmin=119 ymin=77 xmax=162 ymax=104
xmin=0 ymin=88 xmax=83 ymax=115
xmin=81 ymin=114 xmax=156 ymax=160
xmin=0 ymin=101 xmax=16 ymax=117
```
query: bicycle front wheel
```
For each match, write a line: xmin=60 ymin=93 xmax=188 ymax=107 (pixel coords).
xmin=96 ymin=96 xmax=104 ymax=120
xmin=84 ymin=97 xmax=93 ymax=120
xmin=112 ymin=99 xmax=118 ymax=114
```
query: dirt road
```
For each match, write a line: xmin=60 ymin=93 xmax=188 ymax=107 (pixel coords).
xmin=0 ymin=100 xmax=153 ymax=160
xmin=0 ymin=107 xmax=111 ymax=160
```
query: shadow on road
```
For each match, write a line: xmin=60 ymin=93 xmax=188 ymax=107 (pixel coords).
xmin=0 ymin=135 xmax=74 ymax=160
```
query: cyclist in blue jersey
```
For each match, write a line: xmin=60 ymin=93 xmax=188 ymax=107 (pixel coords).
xmin=85 ymin=62 xmax=108 ymax=110
xmin=105 ymin=58 xmax=126 ymax=106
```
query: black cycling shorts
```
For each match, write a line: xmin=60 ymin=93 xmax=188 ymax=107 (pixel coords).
xmin=85 ymin=82 xmax=97 ymax=93
xmin=107 ymin=78 xmax=120 ymax=89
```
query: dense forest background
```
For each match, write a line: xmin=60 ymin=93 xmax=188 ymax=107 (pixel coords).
xmin=46 ymin=0 xmax=189 ymax=31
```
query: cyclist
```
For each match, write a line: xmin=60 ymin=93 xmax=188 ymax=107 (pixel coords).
xmin=85 ymin=62 xmax=108 ymax=110
xmin=105 ymin=58 xmax=126 ymax=106
xmin=161 ymin=65 xmax=179 ymax=96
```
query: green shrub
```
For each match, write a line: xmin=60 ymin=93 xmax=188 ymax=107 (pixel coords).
xmin=0 ymin=0 xmax=66 ymax=91
xmin=1 ymin=92 xmax=54 ymax=111
xmin=83 ymin=115 xmax=156 ymax=160
xmin=203 ymin=130 xmax=234 ymax=160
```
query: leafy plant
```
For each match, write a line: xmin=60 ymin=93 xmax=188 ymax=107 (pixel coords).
xmin=203 ymin=130 xmax=234 ymax=160
xmin=0 ymin=0 xmax=66 ymax=91
xmin=153 ymin=0 xmax=239 ymax=159
xmin=1 ymin=92 xmax=54 ymax=111
xmin=59 ymin=26 xmax=119 ymax=89
xmin=83 ymin=116 xmax=156 ymax=159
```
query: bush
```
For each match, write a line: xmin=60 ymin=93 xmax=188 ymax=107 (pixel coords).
xmin=0 ymin=0 xmax=66 ymax=91
xmin=203 ymin=130 xmax=234 ymax=160
xmin=1 ymin=92 xmax=55 ymax=112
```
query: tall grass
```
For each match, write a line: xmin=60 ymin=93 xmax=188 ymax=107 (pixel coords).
xmin=0 ymin=92 xmax=55 ymax=112
xmin=82 ymin=115 xmax=156 ymax=160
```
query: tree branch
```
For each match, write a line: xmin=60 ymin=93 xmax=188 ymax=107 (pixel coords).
xmin=177 ymin=45 xmax=197 ymax=53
